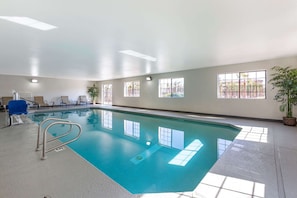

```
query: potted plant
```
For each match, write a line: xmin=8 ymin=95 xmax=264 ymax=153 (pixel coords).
xmin=269 ymin=66 xmax=297 ymax=126
xmin=87 ymin=84 xmax=99 ymax=105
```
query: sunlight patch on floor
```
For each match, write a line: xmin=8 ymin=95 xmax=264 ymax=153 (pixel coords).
xmin=236 ymin=125 xmax=268 ymax=143
xmin=193 ymin=172 xmax=265 ymax=198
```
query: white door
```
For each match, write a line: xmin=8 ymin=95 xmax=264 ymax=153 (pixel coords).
xmin=102 ymin=84 xmax=112 ymax=105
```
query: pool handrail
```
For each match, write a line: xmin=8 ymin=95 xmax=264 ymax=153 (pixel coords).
xmin=36 ymin=118 xmax=71 ymax=151
xmin=36 ymin=118 xmax=82 ymax=160
xmin=41 ymin=121 xmax=82 ymax=160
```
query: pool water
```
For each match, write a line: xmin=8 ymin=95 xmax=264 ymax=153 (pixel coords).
xmin=29 ymin=109 xmax=240 ymax=194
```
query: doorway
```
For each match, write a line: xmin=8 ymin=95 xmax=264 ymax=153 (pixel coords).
xmin=102 ymin=84 xmax=112 ymax=105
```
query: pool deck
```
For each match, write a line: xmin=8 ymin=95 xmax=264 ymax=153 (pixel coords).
xmin=0 ymin=105 xmax=296 ymax=198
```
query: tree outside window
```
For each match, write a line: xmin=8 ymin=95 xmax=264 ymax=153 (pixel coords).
xmin=124 ymin=81 xmax=140 ymax=97
xmin=218 ymin=71 xmax=266 ymax=99
xmin=159 ymin=78 xmax=184 ymax=98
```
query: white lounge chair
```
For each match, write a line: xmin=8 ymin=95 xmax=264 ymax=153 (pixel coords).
xmin=61 ymin=96 xmax=71 ymax=106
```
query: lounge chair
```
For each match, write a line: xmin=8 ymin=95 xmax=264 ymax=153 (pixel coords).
xmin=34 ymin=96 xmax=50 ymax=108
xmin=7 ymin=100 xmax=28 ymax=126
xmin=78 ymin=95 xmax=88 ymax=105
xmin=61 ymin=96 xmax=71 ymax=106
xmin=1 ymin=96 xmax=13 ymax=111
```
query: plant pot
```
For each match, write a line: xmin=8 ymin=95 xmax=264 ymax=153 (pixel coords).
xmin=283 ymin=117 xmax=297 ymax=126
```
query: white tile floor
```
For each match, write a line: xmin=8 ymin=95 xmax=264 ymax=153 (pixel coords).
xmin=0 ymin=105 xmax=296 ymax=198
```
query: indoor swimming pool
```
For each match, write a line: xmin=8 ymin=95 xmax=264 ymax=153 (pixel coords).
xmin=29 ymin=108 xmax=240 ymax=194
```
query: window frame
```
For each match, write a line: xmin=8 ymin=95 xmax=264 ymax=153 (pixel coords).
xmin=124 ymin=81 xmax=140 ymax=97
xmin=124 ymin=120 xmax=140 ymax=139
xmin=217 ymin=70 xmax=266 ymax=99
xmin=158 ymin=78 xmax=184 ymax=98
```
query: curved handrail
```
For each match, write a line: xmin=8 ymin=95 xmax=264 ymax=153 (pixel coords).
xmin=41 ymin=121 xmax=82 ymax=160
xmin=36 ymin=118 xmax=71 ymax=151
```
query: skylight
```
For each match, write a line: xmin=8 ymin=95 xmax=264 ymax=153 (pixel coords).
xmin=119 ymin=50 xmax=157 ymax=62
xmin=0 ymin=16 xmax=57 ymax=31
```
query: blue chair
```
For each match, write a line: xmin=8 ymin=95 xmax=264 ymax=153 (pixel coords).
xmin=8 ymin=100 xmax=28 ymax=126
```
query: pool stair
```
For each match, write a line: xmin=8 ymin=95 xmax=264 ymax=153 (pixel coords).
xmin=36 ymin=118 xmax=82 ymax=160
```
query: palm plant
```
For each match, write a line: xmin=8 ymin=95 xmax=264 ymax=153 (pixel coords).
xmin=87 ymin=84 xmax=98 ymax=104
xmin=269 ymin=66 xmax=297 ymax=125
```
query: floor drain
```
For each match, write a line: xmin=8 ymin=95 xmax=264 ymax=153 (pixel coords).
xmin=54 ymin=147 xmax=65 ymax=152
xmin=136 ymin=155 xmax=143 ymax=160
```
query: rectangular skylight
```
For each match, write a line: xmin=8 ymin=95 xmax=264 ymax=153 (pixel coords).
xmin=0 ymin=16 xmax=57 ymax=31
xmin=119 ymin=50 xmax=157 ymax=62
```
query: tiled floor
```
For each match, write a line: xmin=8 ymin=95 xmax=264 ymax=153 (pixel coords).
xmin=0 ymin=105 xmax=296 ymax=198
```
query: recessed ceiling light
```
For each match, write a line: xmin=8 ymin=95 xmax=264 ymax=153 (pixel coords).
xmin=0 ymin=16 xmax=57 ymax=31
xmin=119 ymin=50 xmax=157 ymax=62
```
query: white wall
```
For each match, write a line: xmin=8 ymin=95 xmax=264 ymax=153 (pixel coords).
xmin=98 ymin=56 xmax=297 ymax=120
xmin=0 ymin=75 xmax=93 ymax=105
xmin=2 ymin=55 xmax=297 ymax=120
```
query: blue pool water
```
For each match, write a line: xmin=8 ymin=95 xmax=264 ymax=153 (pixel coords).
xmin=29 ymin=109 xmax=240 ymax=194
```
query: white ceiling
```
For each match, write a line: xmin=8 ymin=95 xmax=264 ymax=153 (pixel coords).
xmin=0 ymin=0 xmax=297 ymax=81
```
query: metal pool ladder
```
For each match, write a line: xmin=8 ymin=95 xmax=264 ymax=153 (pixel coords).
xmin=36 ymin=118 xmax=82 ymax=160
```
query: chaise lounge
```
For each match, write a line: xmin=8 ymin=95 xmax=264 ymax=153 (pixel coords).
xmin=1 ymin=96 xmax=13 ymax=111
xmin=61 ymin=96 xmax=72 ymax=106
xmin=34 ymin=96 xmax=50 ymax=108
xmin=78 ymin=95 xmax=88 ymax=105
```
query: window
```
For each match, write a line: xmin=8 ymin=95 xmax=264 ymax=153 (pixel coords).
xmin=124 ymin=120 xmax=140 ymax=139
xmin=101 ymin=110 xmax=112 ymax=129
xmin=218 ymin=73 xmax=239 ymax=98
xmin=218 ymin=71 xmax=266 ymax=99
xmin=102 ymin=84 xmax=112 ymax=105
xmin=159 ymin=78 xmax=184 ymax=98
xmin=158 ymin=127 xmax=184 ymax=150
xmin=217 ymin=138 xmax=232 ymax=158
xmin=124 ymin=81 xmax=140 ymax=97
xmin=169 ymin=139 xmax=203 ymax=166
